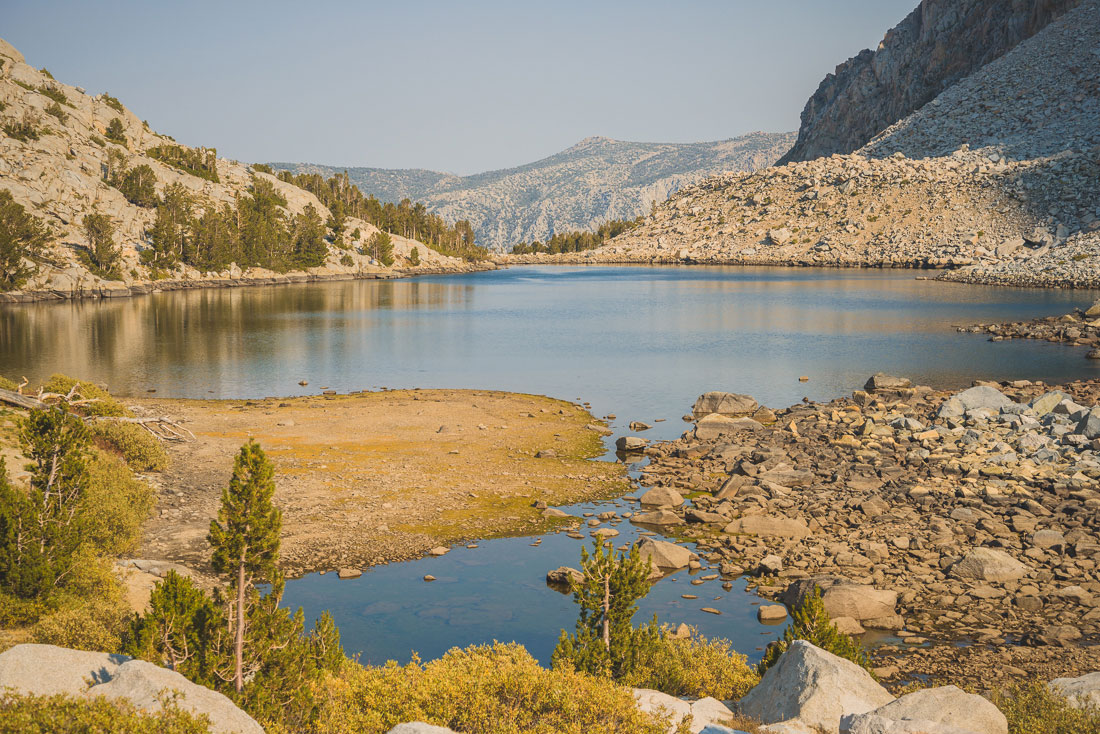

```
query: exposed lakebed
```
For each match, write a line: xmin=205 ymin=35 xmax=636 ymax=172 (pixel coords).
xmin=4 ymin=265 xmax=1100 ymax=664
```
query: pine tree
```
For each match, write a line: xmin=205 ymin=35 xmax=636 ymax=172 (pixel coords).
xmin=552 ymin=540 xmax=652 ymax=678
xmin=81 ymin=212 xmax=120 ymax=278
xmin=126 ymin=570 xmax=221 ymax=678
xmin=368 ymin=231 xmax=394 ymax=266
xmin=208 ymin=439 xmax=282 ymax=692
xmin=0 ymin=189 xmax=50 ymax=289
xmin=756 ymin=586 xmax=871 ymax=675
xmin=292 ymin=204 xmax=327 ymax=268
xmin=408 ymin=246 xmax=420 ymax=266
xmin=104 ymin=117 xmax=126 ymax=145
xmin=0 ymin=408 xmax=91 ymax=598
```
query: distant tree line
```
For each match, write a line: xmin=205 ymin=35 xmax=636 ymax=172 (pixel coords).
xmin=275 ymin=170 xmax=486 ymax=261
xmin=510 ymin=216 xmax=643 ymax=255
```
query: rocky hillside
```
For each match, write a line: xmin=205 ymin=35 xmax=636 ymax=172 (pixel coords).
xmin=0 ymin=39 xmax=478 ymax=301
xmin=277 ymin=132 xmax=795 ymax=251
xmin=560 ymin=2 xmax=1100 ymax=288
xmin=780 ymin=0 xmax=1081 ymax=163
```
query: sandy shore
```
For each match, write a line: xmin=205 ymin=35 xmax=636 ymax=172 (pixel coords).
xmin=129 ymin=389 xmax=627 ymax=579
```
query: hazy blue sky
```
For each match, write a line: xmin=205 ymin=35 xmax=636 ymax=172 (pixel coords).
xmin=4 ymin=1 xmax=915 ymax=174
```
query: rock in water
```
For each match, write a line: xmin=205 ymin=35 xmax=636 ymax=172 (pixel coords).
xmin=692 ymin=391 xmax=759 ymax=418
xmin=639 ymin=486 xmax=685 ymax=507
xmin=864 ymin=373 xmax=911 ymax=392
xmin=546 ymin=566 xmax=584 ymax=586
xmin=616 ymin=436 xmax=649 ymax=452
xmin=637 ymin=536 xmax=696 ymax=570
xmin=737 ymin=641 xmax=894 ymax=734
xmin=841 ymin=685 xmax=1007 ymax=734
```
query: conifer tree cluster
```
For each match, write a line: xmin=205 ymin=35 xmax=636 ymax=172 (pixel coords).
xmin=0 ymin=189 xmax=50 ymax=289
xmin=511 ymin=216 xmax=644 ymax=255
xmin=276 ymin=170 xmax=486 ymax=261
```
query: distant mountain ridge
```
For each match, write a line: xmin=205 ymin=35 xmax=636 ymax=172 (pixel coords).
xmin=273 ymin=131 xmax=795 ymax=250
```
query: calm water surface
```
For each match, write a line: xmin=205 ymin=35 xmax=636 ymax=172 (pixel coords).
xmin=4 ymin=265 xmax=1099 ymax=663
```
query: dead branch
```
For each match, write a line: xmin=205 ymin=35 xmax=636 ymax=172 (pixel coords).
xmin=93 ymin=415 xmax=195 ymax=442
xmin=0 ymin=387 xmax=46 ymax=410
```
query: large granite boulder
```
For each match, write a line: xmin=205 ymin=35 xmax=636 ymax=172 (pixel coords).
xmin=737 ymin=641 xmax=894 ymax=734
xmin=694 ymin=414 xmax=764 ymax=441
xmin=692 ymin=392 xmax=759 ymax=418
xmin=841 ymin=685 xmax=1007 ymax=734
xmin=782 ymin=578 xmax=898 ymax=624
xmin=0 ymin=644 xmax=263 ymax=734
xmin=937 ymin=386 xmax=1016 ymax=418
xmin=637 ymin=537 xmax=697 ymax=570
xmin=950 ymin=548 xmax=1028 ymax=583
xmin=864 ymin=374 xmax=911 ymax=392
xmin=640 ymin=487 xmax=685 ymax=507
xmin=1049 ymin=671 xmax=1100 ymax=709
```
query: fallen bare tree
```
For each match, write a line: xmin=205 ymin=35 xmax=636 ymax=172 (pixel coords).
xmin=0 ymin=386 xmax=193 ymax=442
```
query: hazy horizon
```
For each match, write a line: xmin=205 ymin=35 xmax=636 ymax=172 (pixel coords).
xmin=3 ymin=0 xmax=915 ymax=175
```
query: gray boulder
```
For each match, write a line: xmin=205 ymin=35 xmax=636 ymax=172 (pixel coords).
xmin=640 ymin=486 xmax=685 ymax=507
xmin=694 ymin=414 xmax=764 ymax=440
xmin=633 ymin=509 xmax=686 ymax=526
xmin=841 ymin=713 xmax=980 ymax=733
xmin=692 ymin=391 xmax=759 ymax=418
xmin=633 ymin=688 xmax=691 ymax=732
xmin=0 ymin=644 xmax=263 ymax=734
xmin=638 ymin=537 xmax=697 ymax=570
xmin=1030 ymin=391 xmax=1070 ymax=416
xmin=387 ymin=725 xmax=459 ymax=734
xmin=1049 ymin=671 xmax=1100 ymax=709
xmin=737 ymin=641 xmax=894 ymax=734
xmin=92 ymin=660 xmax=265 ymax=734
xmin=951 ymin=548 xmax=1028 ymax=583
xmin=864 ymin=374 xmax=911 ymax=392
xmin=616 ymin=436 xmax=649 ymax=452
xmin=0 ymin=644 xmax=126 ymax=694
xmin=841 ymin=685 xmax=1007 ymax=734
xmin=1075 ymin=406 xmax=1100 ymax=440
xmin=938 ymin=386 xmax=1016 ymax=418
xmin=782 ymin=578 xmax=897 ymax=624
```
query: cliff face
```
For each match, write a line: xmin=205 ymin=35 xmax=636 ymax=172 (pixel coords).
xmin=779 ymin=0 xmax=1081 ymax=164
xmin=281 ymin=132 xmax=795 ymax=251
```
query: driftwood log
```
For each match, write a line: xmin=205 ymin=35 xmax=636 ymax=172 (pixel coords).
xmin=0 ymin=387 xmax=193 ymax=441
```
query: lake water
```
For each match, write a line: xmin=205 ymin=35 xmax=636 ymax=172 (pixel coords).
xmin=3 ymin=265 xmax=1099 ymax=664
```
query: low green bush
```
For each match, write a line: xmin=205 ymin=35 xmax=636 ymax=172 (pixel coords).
xmin=90 ymin=420 xmax=169 ymax=471
xmin=313 ymin=642 xmax=673 ymax=734
xmin=0 ymin=691 xmax=212 ymax=733
xmin=992 ymin=681 xmax=1100 ymax=734
xmin=82 ymin=450 xmax=157 ymax=554
xmin=0 ymin=375 xmax=18 ymax=391
xmin=622 ymin=625 xmax=759 ymax=700
xmin=31 ymin=593 xmax=128 ymax=652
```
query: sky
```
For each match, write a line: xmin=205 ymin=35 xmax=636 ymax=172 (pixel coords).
xmin=3 ymin=1 xmax=916 ymax=175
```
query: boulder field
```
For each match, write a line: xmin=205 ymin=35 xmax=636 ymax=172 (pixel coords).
xmin=624 ymin=377 xmax=1100 ymax=687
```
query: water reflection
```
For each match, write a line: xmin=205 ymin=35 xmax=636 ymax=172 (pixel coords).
xmin=2 ymin=266 xmax=1099 ymax=438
